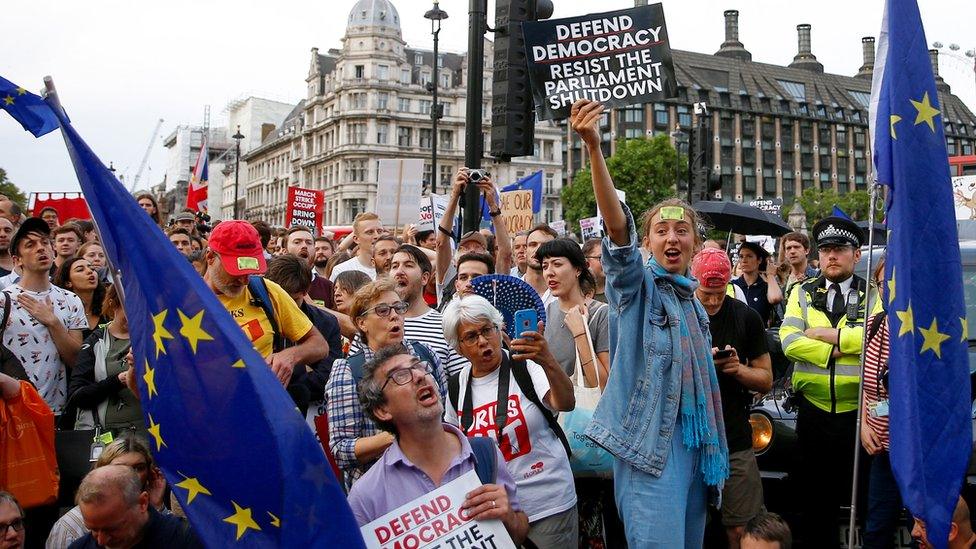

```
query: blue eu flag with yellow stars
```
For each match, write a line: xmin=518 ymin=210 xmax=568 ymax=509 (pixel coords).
xmin=44 ymin=93 xmax=364 ymax=547
xmin=0 ymin=75 xmax=58 ymax=137
xmin=870 ymin=0 xmax=971 ymax=546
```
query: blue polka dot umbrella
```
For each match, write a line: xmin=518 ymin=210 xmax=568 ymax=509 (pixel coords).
xmin=470 ymin=274 xmax=547 ymax=339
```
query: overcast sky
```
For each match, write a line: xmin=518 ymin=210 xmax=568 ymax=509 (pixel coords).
xmin=1 ymin=0 xmax=972 ymax=197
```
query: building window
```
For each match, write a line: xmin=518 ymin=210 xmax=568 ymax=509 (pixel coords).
xmin=439 ymin=129 xmax=453 ymax=149
xmin=439 ymin=165 xmax=453 ymax=186
xmin=377 ymin=92 xmax=389 ymax=110
xmin=345 ymin=198 xmax=367 ymax=222
xmin=423 ymin=162 xmax=432 ymax=185
xmin=441 ymin=102 xmax=451 ymax=117
xmin=414 ymin=53 xmax=423 ymax=65
xmin=377 ymin=123 xmax=389 ymax=144
xmin=377 ymin=65 xmax=389 ymax=81
xmin=351 ymin=93 xmax=366 ymax=109
xmin=398 ymin=98 xmax=411 ymax=112
xmin=401 ymin=68 xmax=411 ymax=84
xmin=345 ymin=160 xmax=368 ymax=183
xmin=420 ymin=71 xmax=431 ymax=86
xmin=398 ymin=127 xmax=411 ymax=147
xmin=419 ymin=128 xmax=432 ymax=149
xmin=440 ymin=73 xmax=451 ymax=88
xmin=419 ymin=100 xmax=432 ymax=115
xmin=546 ymin=202 xmax=555 ymax=223
xmin=677 ymin=105 xmax=691 ymax=128
xmin=545 ymin=172 xmax=555 ymax=194
xmin=347 ymin=123 xmax=366 ymax=144
xmin=354 ymin=65 xmax=364 ymax=79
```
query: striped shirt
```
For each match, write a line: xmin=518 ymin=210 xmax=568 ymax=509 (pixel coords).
xmin=349 ymin=309 xmax=470 ymax=376
xmin=863 ymin=313 xmax=891 ymax=450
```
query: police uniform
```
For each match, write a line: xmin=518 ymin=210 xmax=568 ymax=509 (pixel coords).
xmin=778 ymin=217 xmax=880 ymax=548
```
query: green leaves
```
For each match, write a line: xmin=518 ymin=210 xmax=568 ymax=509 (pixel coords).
xmin=791 ymin=187 xmax=883 ymax=226
xmin=0 ymin=168 xmax=27 ymax=208
xmin=561 ymin=135 xmax=678 ymax=233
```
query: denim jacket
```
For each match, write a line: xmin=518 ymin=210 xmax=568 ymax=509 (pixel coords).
xmin=584 ymin=205 xmax=711 ymax=477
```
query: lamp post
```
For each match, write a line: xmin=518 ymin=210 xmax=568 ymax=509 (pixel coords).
xmin=232 ymin=125 xmax=244 ymax=219
xmin=670 ymin=126 xmax=688 ymax=200
xmin=425 ymin=1 xmax=448 ymax=195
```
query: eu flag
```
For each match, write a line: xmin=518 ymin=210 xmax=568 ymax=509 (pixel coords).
xmin=45 ymin=94 xmax=364 ymax=547
xmin=0 ymin=75 xmax=58 ymax=137
xmin=870 ymin=1 xmax=971 ymax=546
xmin=480 ymin=170 xmax=544 ymax=222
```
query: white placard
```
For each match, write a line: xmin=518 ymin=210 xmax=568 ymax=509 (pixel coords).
xmin=953 ymin=176 xmax=976 ymax=221
xmin=549 ymin=220 xmax=567 ymax=236
xmin=579 ymin=216 xmax=602 ymax=241
xmin=418 ymin=194 xmax=449 ymax=232
xmin=377 ymin=159 xmax=425 ymax=227
xmin=360 ymin=470 xmax=515 ymax=549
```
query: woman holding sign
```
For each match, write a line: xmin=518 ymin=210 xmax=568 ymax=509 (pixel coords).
xmin=569 ymin=99 xmax=729 ymax=548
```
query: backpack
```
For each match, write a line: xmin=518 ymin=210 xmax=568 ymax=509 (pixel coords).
xmin=467 ymin=436 xmax=497 ymax=485
xmin=247 ymin=276 xmax=285 ymax=353
xmin=447 ymin=355 xmax=572 ymax=458
xmin=345 ymin=341 xmax=440 ymax=385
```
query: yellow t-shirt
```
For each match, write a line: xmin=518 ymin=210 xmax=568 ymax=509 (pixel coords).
xmin=218 ymin=278 xmax=314 ymax=358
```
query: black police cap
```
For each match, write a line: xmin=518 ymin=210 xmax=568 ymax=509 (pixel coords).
xmin=811 ymin=216 xmax=863 ymax=248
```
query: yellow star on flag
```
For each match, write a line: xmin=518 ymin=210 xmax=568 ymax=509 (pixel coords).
xmin=147 ymin=414 xmax=166 ymax=450
xmin=962 ymin=317 xmax=969 ymax=342
xmin=175 ymin=475 xmax=212 ymax=504
xmin=152 ymin=310 xmax=174 ymax=358
xmin=887 ymin=267 xmax=896 ymax=305
xmin=268 ymin=512 xmax=281 ymax=528
xmin=919 ymin=318 xmax=951 ymax=359
xmin=2 ymin=96 xmax=13 ymax=106
xmin=910 ymin=91 xmax=940 ymax=132
xmin=232 ymin=359 xmax=245 ymax=369
xmin=896 ymin=301 xmax=914 ymax=338
xmin=223 ymin=501 xmax=261 ymax=541
xmin=143 ymin=360 xmax=157 ymax=399
xmin=15 ymin=87 xmax=26 ymax=95
xmin=889 ymin=114 xmax=902 ymax=139
xmin=178 ymin=309 xmax=214 ymax=353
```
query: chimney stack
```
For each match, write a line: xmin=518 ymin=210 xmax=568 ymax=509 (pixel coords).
xmin=715 ymin=9 xmax=752 ymax=61
xmin=856 ymin=37 xmax=875 ymax=79
xmin=789 ymin=24 xmax=824 ymax=73
xmin=929 ymin=49 xmax=951 ymax=91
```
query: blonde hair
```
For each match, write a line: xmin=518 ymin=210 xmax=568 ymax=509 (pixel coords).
xmin=639 ymin=197 xmax=706 ymax=246
xmin=353 ymin=212 xmax=381 ymax=234
xmin=349 ymin=277 xmax=399 ymax=344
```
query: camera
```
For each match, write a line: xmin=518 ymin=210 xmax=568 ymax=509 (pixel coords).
xmin=468 ymin=169 xmax=490 ymax=183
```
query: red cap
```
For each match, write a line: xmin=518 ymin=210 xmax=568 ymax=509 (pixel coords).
xmin=691 ymin=248 xmax=731 ymax=288
xmin=207 ymin=221 xmax=267 ymax=276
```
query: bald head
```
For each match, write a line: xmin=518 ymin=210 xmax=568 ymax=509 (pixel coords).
xmin=77 ymin=464 xmax=142 ymax=507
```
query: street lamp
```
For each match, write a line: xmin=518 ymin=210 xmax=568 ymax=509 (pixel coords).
xmin=424 ymin=0 xmax=448 ymax=194
xmin=670 ymin=126 xmax=688 ymax=199
xmin=232 ymin=126 xmax=244 ymax=219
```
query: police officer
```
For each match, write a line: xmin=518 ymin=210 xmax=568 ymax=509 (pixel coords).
xmin=779 ymin=216 xmax=880 ymax=548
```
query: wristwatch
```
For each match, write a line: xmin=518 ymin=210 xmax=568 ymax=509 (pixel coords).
xmin=489 ymin=209 xmax=502 ymax=217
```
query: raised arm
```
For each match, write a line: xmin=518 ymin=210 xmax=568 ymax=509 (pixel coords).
xmin=569 ymin=100 xmax=627 ymax=245
xmin=436 ymin=171 xmax=468 ymax=284
xmin=481 ymin=179 xmax=512 ymax=274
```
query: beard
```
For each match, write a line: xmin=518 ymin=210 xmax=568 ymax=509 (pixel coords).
xmin=313 ymin=259 xmax=329 ymax=268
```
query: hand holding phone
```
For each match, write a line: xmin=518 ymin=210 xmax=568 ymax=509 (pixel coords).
xmin=513 ymin=309 xmax=538 ymax=338
xmin=713 ymin=348 xmax=735 ymax=360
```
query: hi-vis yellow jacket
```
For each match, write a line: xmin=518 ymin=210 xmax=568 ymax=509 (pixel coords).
xmin=779 ymin=275 xmax=882 ymax=413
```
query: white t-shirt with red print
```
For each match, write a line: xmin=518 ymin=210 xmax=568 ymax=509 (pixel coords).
xmin=444 ymin=355 xmax=577 ymax=523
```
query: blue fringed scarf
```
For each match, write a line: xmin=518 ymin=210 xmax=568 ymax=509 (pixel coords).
xmin=648 ymin=257 xmax=730 ymax=487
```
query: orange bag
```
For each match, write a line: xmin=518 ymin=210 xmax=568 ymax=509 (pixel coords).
xmin=0 ymin=381 xmax=59 ymax=508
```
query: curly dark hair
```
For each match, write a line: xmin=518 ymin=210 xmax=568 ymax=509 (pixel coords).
xmin=54 ymin=256 xmax=106 ymax=318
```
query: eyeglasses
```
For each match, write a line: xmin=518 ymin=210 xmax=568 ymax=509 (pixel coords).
xmin=380 ymin=360 xmax=433 ymax=391
xmin=359 ymin=301 xmax=409 ymax=318
xmin=460 ymin=325 xmax=499 ymax=346
xmin=585 ymin=255 xmax=601 ymax=260
xmin=0 ymin=518 xmax=24 ymax=533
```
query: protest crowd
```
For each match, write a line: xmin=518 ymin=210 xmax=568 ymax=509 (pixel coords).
xmin=0 ymin=94 xmax=973 ymax=549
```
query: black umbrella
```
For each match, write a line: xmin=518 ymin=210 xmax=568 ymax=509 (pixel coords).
xmin=692 ymin=200 xmax=793 ymax=237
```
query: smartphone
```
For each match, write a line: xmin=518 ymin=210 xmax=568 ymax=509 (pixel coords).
xmin=713 ymin=348 xmax=735 ymax=360
xmin=513 ymin=309 xmax=538 ymax=337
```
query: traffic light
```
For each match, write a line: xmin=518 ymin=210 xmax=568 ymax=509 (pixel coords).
xmin=490 ymin=0 xmax=553 ymax=160
xmin=690 ymin=102 xmax=721 ymax=200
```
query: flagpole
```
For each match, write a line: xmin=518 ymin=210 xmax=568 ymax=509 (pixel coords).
xmin=42 ymin=76 xmax=127 ymax=307
xmin=847 ymin=180 xmax=881 ymax=548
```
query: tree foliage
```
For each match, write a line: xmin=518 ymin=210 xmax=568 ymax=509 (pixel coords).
xmin=0 ymin=169 xmax=28 ymax=208
xmin=790 ymin=187 xmax=884 ymax=227
xmin=561 ymin=135 xmax=679 ymax=232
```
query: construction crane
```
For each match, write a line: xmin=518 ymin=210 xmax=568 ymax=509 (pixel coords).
xmin=129 ymin=118 xmax=164 ymax=193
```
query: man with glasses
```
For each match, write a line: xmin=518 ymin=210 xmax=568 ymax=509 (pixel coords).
xmin=203 ymin=221 xmax=328 ymax=410
xmin=582 ymin=238 xmax=606 ymax=303
xmin=0 ymin=492 xmax=25 ymax=549
xmin=347 ymin=345 xmax=529 ymax=545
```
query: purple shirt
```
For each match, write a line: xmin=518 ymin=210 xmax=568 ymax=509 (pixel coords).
xmin=347 ymin=423 xmax=522 ymax=526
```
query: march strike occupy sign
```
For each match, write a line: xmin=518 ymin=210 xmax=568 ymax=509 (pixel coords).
xmin=285 ymin=186 xmax=324 ymax=235
xmin=360 ymin=470 xmax=514 ymax=549
xmin=522 ymin=4 xmax=677 ymax=120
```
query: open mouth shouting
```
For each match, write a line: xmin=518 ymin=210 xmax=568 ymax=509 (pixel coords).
xmin=663 ymin=247 xmax=683 ymax=264
xmin=417 ymin=384 xmax=438 ymax=406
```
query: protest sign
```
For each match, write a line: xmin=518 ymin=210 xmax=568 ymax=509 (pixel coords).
xmin=953 ymin=176 xmax=976 ymax=220
xmin=418 ymin=194 xmax=449 ymax=232
xmin=360 ymin=470 xmax=514 ymax=549
xmin=377 ymin=159 xmax=424 ymax=227
xmin=500 ymin=190 xmax=534 ymax=233
xmin=522 ymin=4 xmax=676 ymax=120
xmin=549 ymin=220 xmax=567 ymax=236
xmin=285 ymin=186 xmax=324 ymax=235
xmin=748 ymin=197 xmax=784 ymax=217
xmin=579 ymin=216 xmax=602 ymax=241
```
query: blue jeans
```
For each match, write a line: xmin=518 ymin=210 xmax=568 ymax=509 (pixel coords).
xmin=864 ymin=451 xmax=909 ymax=549
xmin=613 ymin=422 xmax=707 ymax=548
